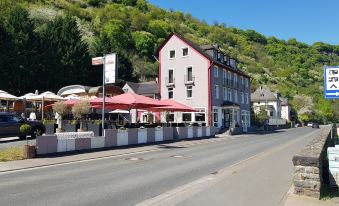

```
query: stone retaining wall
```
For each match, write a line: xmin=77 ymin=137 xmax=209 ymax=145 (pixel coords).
xmin=292 ymin=127 xmax=333 ymax=198
xmin=36 ymin=126 xmax=215 ymax=155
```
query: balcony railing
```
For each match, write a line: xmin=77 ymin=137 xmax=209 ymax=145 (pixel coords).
xmin=165 ymin=77 xmax=175 ymax=87
xmin=184 ymin=75 xmax=195 ymax=85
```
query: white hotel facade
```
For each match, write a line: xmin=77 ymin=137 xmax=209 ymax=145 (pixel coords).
xmin=156 ymin=33 xmax=251 ymax=132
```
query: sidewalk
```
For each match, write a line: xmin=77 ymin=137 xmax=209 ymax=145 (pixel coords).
xmin=0 ymin=137 xmax=226 ymax=173
xmin=284 ymin=189 xmax=339 ymax=206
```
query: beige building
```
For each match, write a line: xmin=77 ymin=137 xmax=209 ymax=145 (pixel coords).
xmin=156 ymin=33 xmax=251 ymax=132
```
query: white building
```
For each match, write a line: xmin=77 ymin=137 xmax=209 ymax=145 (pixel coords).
xmin=156 ymin=32 xmax=251 ymax=131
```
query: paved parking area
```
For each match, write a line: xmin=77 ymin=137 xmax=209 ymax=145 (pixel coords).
xmin=0 ymin=137 xmax=35 ymax=150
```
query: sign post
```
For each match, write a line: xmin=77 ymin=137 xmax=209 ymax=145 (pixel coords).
xmin=324 ymin=66 xmax=339 ymax=99
xmin=92 ymin=54 xmax=117 ymax=136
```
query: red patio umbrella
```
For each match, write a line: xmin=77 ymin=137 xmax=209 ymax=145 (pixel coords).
xmin=92 ymin=93 xmax=169 ymax=110
xmin=144 ymin=99 xmax=198 ymax=112
xmin=89 ymin=97 xmax=129 ymax=108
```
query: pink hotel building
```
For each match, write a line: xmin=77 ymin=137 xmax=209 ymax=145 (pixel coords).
xmin=156 ymin=33 xmax=251 ymax=132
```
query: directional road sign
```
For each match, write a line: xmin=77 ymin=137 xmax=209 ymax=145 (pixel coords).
xmin=324 ymin=66 xmax=339 ymax=99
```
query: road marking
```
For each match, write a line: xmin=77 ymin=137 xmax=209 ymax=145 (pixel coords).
xmin=136 ymin=128 xmax=324 ymax=206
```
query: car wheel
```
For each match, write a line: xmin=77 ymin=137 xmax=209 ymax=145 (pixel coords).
xmin=31 ymin=127 xmax=43 ymax=138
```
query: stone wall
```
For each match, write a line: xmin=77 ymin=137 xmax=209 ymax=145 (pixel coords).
xmin=292 ymin=126 xmax=333 ymax=198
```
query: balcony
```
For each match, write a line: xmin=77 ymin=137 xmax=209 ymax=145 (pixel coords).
xmin=184 ymin=75 xmax=195 ymax=85
xmin=165 ymin=77 xmax=175 ymax=87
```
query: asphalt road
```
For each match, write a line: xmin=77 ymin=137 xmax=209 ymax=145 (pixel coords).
xmin=0 ymin=136 xmax=35 ymax=150
xmin=0 ymin=127 xmax=319 ymax=206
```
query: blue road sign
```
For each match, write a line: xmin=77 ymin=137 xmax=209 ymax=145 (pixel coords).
xmin=324 ymin=66 xmax=339 ymax=99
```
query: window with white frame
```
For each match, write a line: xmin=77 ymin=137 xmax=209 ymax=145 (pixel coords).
xmin=234 ymin=89 xmax=238 ymax=103
xmin=213 ymin=108 xmax=218 ymax=127
xmin=241 ymin=92 xmax=244 ymax=104
xmin=234 ymin=73 xmax=238 ymax=87
xmin=223 ymin=87 xmax=227 ymax=100
xmin=182 ymin=113 xmax=192 ymax=122
xmin=246 ymin=93 xmax=249 ymax=104
xmin=168 ymin=69 xmax=174 ymax=84
xmin=241 ymin=76 xmax=244 ymax=87
xmin=214 ymin=85 xmax=219 ymax=99
xmin=223 ymin=70 xmax=227 ymax=84
xmin=186 ymin=85 xmax=193 ymax=98
xmin=182 ymin=47 xmax=189 ymax=57
xmin=228 ymin=88 xmax=232 ymax=101
xmin=169 ymin=49 xmax=175 ymax=59
xmin=186 ymin=67 xmax=193 ymax=82
xmin=168 ymin=87 xmax=174 ymax=99
xmin=195 ymin=108 xmax=206 ymax=122
xmin=213 ymin=66 xmax=219 ymax=78
xmin=245 ymin=78 xmax=249 ymax=88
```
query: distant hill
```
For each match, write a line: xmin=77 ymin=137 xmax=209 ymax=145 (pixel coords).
xmin=0 ymin=0 xmax=338 ymax=122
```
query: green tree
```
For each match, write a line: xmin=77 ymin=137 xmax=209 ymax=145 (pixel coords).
xmin=131 ymin=31 xmax=155 ymax=57
xmin=147 ymin=19 xmax=171 ymax=38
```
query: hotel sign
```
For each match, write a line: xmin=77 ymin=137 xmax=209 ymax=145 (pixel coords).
xmin=92 ymin=54 xmax=117 ymax=84
xmin=104 ymin=53 xmax=117 ymax=84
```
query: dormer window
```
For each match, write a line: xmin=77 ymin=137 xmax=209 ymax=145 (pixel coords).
xmin=169 ymin=50 xmax=175 ymax=59
xmin=182 ymin=47 xmax=189 ymax=57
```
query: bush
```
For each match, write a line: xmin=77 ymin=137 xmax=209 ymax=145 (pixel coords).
xmin=43 ymin=119 xmax=56 ymax=125
xmin=20 ymin=124 xmax=31 ymax=135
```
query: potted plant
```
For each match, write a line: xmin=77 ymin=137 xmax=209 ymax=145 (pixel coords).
xmin=65 ymin=120 xmax=79 ymax=132
xmin=52 ymin=101 xmax=70 ymax=133
xmin=88 ymin=120 xmax=102 ymax=136
xmin=43 ymin=119 xmax=57 ymax=134
xmin=72 ymin=100 xmax=90 ymax=132
xmin=20 ymin=124 xmax=35 ymax=159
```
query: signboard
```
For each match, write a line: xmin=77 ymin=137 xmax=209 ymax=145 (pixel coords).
xmin=92 ymin=57 xmax=103 ymax=65
xmin=104 ymin=53 xmax=117 ymax=84
xmin=324 ymin=66 xmax=339 ymax=99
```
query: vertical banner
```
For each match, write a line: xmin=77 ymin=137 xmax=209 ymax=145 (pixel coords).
xmin=105 ymin=53 xmax=117 ymax=84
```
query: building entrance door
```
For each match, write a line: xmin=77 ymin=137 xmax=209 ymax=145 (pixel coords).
xmin=223 ymin=109 xmax=230 ymax=128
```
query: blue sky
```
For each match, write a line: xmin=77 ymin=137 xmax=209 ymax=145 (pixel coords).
xmin=148 ymin=0 xmax=339 ymax=45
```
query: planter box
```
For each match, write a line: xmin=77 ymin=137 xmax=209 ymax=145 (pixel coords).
xmin=57 ymin=137 xmax=67 ymax=152
xmin=104 ymin=129 xmax=117 ymax=147
xmin=138 ymin=129 xmax=147 ymax=144
xmin=75 ymin=138 xmax=91 ymax=151
xmin=117 ymin=130 xmax=128 ymax=146
xmin=205 ymin=127 xmax=211 ymax=136
xmin=176 ymin=127 xmax=188 ymax=139
xmin=23 ymin=145 xmax=36 ymax=159
xmin=147 ymin=128 xmax=155 ymax=143
xmin=44 ymin=124 xmax=56 ymax=135
xmin=36 ymin=135 xmax=58 ymax=155
xmin=155 ymin=127 xmax=164 ymax=142
xmin=128 ymin=128 xmax=138 ymax=145
xmin=187 ymin=127 xmax=193 ymax=138
xmin=163 ymin=127 xmax=174 ymax=141
xmin=197 ymin=127 xmax=203 ymax=138
xmin=66 ymin=138 xmax=75 ymax=152
xmin=91 ymin=136 xmax=105 ymax=149
xmin=65 ymin=124 xmax=79 ymax=132
xmin=88 ymin=124 xmax=102 ymax=136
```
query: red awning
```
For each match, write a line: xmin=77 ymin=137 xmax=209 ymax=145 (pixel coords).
xmin=143 ymin=99 xmax=198 ymax=112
